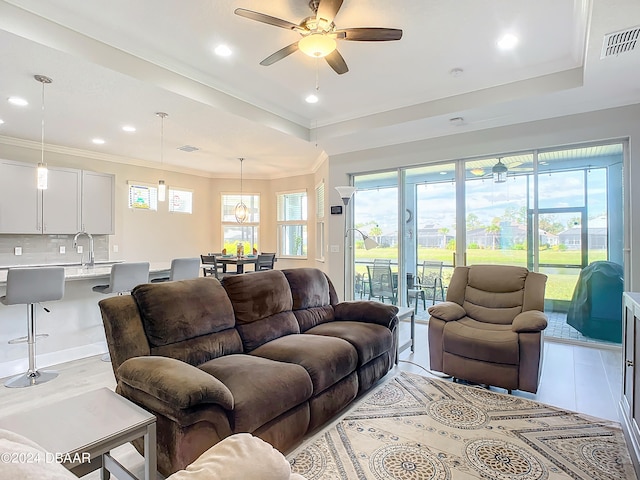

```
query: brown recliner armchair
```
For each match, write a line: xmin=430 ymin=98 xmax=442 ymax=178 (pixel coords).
xmin=428 ymin=265 xmax=548 ymax=393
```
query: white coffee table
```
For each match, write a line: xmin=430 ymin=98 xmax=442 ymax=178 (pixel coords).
xmin=0 ymin=387 xmax=156 ymax=480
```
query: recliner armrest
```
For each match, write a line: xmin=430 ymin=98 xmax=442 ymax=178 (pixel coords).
xmin=334 ymin=301 xmax=398 ymax=329
xmin=428 ymin=301 xmax=466 ymax=321
xmin=512 ymin=310 xmax=548 ymax=333
xmin=118 ymin=356 xmax=234 ymax=410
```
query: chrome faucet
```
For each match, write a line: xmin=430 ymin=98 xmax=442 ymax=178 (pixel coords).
xmin=73 ymin=231 xmax=94 ymax=267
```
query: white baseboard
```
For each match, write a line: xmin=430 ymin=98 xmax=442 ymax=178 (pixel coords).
xmin=0 ymin=342 xmax=107 ymax=379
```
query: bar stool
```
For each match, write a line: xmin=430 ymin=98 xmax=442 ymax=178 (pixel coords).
xmin=151 ymin=257 xmax=200 ymax=282
xmin=1 ymin=266 xmax=65 ymax=388
xmin=93 ymin=262 xmax=149 ymax=362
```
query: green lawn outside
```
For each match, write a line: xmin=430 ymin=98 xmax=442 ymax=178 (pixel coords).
xmin=354 ymin=247 xmax=608 ymax=301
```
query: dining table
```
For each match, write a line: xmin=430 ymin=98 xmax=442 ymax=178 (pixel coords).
xmin=215 ymin=255 xmax=258 ymax=274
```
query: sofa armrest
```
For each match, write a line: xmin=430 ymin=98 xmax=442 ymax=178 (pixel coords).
xmin=118 ymin=356 xmax=234 ymax=411
xmin=427 ymin=301 xmax=466 ymax=321
xmin=334 ymin=301 xmax=398 ymax=329
xmin=512 ymin=310 xmax=548 ymax=333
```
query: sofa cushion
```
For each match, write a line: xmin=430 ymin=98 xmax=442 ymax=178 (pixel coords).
xmin=283 ymin=268 xmax=335 ymax=331
xmin=443 ymin=317 xmax=519 ymax=365
xmin=222 ymin=271 xmax=299 ymax=351
xmin=305 ymin=321 xmax=393 ymax=367
xmin=198 ymin=354 xmax=312 ymax=433
xmin=250 ymin=335 xmax=357 ymax=395
xmin=133 ymin=278 xmax=239 ymax=350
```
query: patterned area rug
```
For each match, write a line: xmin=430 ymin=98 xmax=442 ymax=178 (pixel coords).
xmin=288 ymin=371 xmax=636 ymax=480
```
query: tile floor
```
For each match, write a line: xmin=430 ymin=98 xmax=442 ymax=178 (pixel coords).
xmin=0 ymin=318 xmax=626 ymax=479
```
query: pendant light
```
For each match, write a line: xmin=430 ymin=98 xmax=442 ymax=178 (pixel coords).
xmin=156 ymin=112 xmax=167 ymax=201
xmin=235 ymin=158 xmax=248 ymax=223
xmin=35 ymin=75 xmax=52 ymax=190
xmin=492 ymin=158 xmax=508 ymax=183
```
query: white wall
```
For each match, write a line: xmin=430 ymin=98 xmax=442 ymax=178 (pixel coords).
xmin=327 ymin=104 xmax=640 ymax=299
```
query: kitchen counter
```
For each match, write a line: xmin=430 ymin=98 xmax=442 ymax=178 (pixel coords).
xmin=0 ymin=262 xmax=171 ymax=285
xmin=0 ymin=261 xmax=172 ymax=378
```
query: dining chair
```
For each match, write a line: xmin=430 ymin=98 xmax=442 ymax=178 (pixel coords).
xmin=201 ymin=254 xmax=224 ymax=279
xmin=256 ymin=253 xmax=276 ymax=270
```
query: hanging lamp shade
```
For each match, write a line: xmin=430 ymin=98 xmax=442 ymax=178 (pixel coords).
xmin=35 ymin=75 xmax=52 ymax=190
xmin=492 ymin=158 xmax=508 ymax=183
xmin=298 ymin=33 xmax=337 ymax=58
xmin=235 ymin=158 xmax=248 ymax=223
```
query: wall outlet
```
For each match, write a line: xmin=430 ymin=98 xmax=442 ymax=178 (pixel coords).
xmin=76 ymin=245 xmax=83 ymax=254
xmin=113 ymin=244 xmax=119 ymax=253
xmin=14 ymin=247 xmax=22 ymax=256
xmin=330 ymin=245 xmax=340 ymax=253
xmin=59 ymin=246 xmax=66 ymax=254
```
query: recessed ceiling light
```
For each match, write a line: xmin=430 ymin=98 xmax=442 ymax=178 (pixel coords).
xmin=497 ymin=33 xmax=519 ymax=50
xmin=92 ymin=138 xmax=105 ymax=145
xmin=0 ymin=118 xmax=4 ymax=125
xmin=305 ymin=94 xmax=319 ymax=104
xmin=122 ymin=125 xmax=136 ymax=133
xmin=8 ymin=96 xmax=28 ymax=106
xmin=214 ymin=44 xmax=232 ymax=57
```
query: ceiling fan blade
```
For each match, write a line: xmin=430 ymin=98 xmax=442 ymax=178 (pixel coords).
xmin=234 ymin=8 xmax=302 ymax=31
xmin=335 ymin=27 xmax=403 ymax=41
xmin=260 ymin=42 xmax=299 ymax=66
xmin=325 ymin=49 xmax=348 ymax=75
xmin=316 ymin=0 xmax=343 ymax=24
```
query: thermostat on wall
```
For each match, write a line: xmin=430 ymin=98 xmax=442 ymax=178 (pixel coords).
xmin=330 ymin=205 xmax=343 ymax=215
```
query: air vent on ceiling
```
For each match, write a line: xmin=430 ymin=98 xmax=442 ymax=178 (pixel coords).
xmin=601 ymin=26 xmax=639 ymax=58
xmin=177 ymin=145 xmax=199 ymax=152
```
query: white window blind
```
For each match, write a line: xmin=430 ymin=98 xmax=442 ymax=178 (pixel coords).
xmin=277 ymin=190 xmax=308 ymax=258
xmin=315 ymin=182 xmax=325 ymax=218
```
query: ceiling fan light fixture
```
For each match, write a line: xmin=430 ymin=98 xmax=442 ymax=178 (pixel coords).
xmin=492 ymin=158 xmax=508 ymax=183
xmin=299 ymin=33 xmax=336 ymax=58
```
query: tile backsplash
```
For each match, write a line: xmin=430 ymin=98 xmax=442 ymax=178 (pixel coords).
xmin=0 ymin=234 xmax=109 ymax=267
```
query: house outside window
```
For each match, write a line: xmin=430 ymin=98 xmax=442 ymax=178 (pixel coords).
xmin=221 ymin=194 xmax=260 ymax=253
xmin=277 ymin=190 xmax=307 ymax=258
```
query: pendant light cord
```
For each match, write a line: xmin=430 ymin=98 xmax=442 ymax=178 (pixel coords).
xmin=40 ymin=80 xmax=45 ymax=164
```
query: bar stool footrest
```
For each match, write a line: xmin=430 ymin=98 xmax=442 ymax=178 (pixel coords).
xmin=8 ymin=333 xmax=49 ymax=345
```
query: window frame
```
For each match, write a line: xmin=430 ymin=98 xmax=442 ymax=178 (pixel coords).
xmin=276 ymin=189 xmax=308 ymax=259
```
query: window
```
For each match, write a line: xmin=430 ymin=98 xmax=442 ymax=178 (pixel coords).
xmin=168 ymin=188 xmax=193 ymax=214
xmin=316 ymin=182 xmax=325 ymax=261
xmin=128 ymin=182 xmax=158 ymax=211
xmin=277 ymin=191 xmax=307 ymax=258
xmin=221 ymin=194 xmax=260 ymax=253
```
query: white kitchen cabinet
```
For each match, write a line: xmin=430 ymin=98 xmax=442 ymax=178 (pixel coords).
xmin=0 ymin=159 xmax=82 ymax=234
xmin=42 ymin=167 xmax=82 ymax=234
xmin=81 ymin=170 xmax=115 ymax=234
xmin=0 ymin=160 xmax=40 ymax=233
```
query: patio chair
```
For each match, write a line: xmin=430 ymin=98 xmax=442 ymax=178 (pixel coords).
xmin=367 ymin=264 xmax=397 ymax=305
xmin=408 ymin=260 xmax=445 ymax=312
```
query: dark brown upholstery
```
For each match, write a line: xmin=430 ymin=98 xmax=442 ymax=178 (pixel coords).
xmin=98 ymin=268 xmax=397 ymax=476
xmin=428 ymin=265 xmax=547 ymax=393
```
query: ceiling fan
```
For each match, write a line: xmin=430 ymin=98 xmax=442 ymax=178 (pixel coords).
xmin=234 ymin=0 xmax=403 ymax=74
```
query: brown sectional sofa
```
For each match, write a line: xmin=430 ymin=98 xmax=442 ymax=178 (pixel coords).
xmin=99 ymin=267 xmax=398 ymax=476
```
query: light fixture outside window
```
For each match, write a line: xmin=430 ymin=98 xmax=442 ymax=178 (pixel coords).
xmin=492 ymin=158 xmax=508 ymax=183
xmin=235 ymin=158 xmax=248 ymax=223
xmin=156 ymin=112 xmax=168 ymax=201
xmin=299 ymin=33 xmax=337 ymax=58
xmin=35 ymin=74 xmax=52 ymax=190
